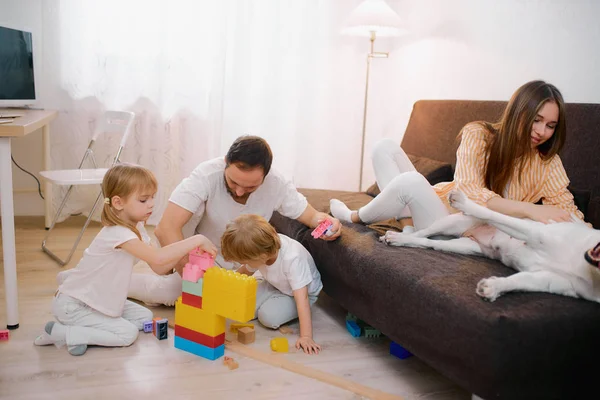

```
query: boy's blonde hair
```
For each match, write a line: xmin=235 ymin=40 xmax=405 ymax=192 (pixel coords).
xmin=221 ymin=214 xmax=281 ymax=262
xmin=101 ymin=163 xmax=158 ymax=240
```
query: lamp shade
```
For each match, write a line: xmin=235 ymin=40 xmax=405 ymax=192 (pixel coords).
xmin=342 ymin=0 xmax=405 ymax=37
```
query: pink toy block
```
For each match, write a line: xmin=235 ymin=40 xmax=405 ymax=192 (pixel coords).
xmin=189 ymin=250 xmax=215 ymax=270
xmin=311 ymin=219 xmax=333 ymax=239
xmin=182 ymin=263 xmax=204 ymax=282
xmin=0 ymin=329 xmax=9 ymax=341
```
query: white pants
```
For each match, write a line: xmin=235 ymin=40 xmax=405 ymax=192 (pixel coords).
xmin=53 ymin=293 xmax=153 ymax=347
xmin=255 ymin=280 xmax=319 ymax=329
xmin=359 ymin=138 xmax=450 ymax=231
xmin=128 ymin=270 xmax=182 ymax=306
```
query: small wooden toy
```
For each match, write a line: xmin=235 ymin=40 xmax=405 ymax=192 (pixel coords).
xmin=270 ymin=337 xmax=289 ymax=353
xmin=278 ymin=326 xmax=294 ymax=335
xmin=223 ymin=356 xmax=239 ymax=370
xmin=237 ymin=327 xmax=255 ymax=344
xmin=311 ymin=219 xmax=333 ymax=239
xmin=143 ymin=321 xmax=153 ymax=333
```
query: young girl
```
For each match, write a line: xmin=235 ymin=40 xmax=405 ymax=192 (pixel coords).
xmin=221 ymin=214 xmax=323 ymax=355
xmin=330 ymin=80 xmax=585 ymax=231
xmin=34 ymin=163 xmax=216 ymax=356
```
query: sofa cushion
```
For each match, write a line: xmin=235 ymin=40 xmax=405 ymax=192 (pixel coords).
xmin=366 ymin=153 xmax=454 ymax=197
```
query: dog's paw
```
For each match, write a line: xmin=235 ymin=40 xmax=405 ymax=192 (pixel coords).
xmin=476 ymin=277 xmax=502 ymax=302
xmin=380 ymin=230 xmax=421 ymax=247
xmin=448 ymin=189 xmax=469 ymax=210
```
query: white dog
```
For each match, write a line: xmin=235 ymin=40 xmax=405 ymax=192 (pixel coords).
xmin=380 ymin=190 xmax=600 ymax=303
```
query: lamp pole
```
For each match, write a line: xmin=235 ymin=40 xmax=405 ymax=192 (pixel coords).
xmin=358 ymin=31 xmax=389 ymax=192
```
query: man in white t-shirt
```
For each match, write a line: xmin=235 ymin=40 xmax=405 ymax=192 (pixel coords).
xmin=127 ymin=135 xmax=341 ymax=306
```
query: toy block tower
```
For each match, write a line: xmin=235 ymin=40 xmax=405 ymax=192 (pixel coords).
xmin=174 ymin=250 xmax=257 ymax=361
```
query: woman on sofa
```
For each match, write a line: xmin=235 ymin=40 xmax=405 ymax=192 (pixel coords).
xmin=330 ymin=80 xmax=585 ymax=231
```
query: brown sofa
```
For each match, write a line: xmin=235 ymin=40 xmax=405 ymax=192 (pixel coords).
xmin=270 ymin=100 xmax=600 ymax=400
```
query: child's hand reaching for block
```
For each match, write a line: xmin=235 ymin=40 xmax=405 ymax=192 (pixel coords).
xmin=296 ymin=336 xmax=321 ymax=355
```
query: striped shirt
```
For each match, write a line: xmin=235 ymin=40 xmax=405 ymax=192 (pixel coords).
xmin=434 ymin=122 xmax=584 ymax=221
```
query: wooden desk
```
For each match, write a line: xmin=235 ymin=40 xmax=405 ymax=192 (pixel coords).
xmin=0 ymin=109 xmax=57 ymax=329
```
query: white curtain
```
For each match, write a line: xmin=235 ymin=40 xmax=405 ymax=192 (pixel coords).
xmin=40 ymin=0 xmax=372 ymax=224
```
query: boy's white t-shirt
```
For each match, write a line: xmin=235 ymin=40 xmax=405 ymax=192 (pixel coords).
xmin=58 ymin=223 xmax=151 ymax=317
xmin=254 ymin=234 xmax=323 ymax=297
xmin=169 ymin=157 xmax=308 ymax=269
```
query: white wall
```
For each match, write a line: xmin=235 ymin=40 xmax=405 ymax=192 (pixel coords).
xmin=0 ymin=0 xmax=44 ymax=216
xmin=360 ymin=0 xmax=600 ymax=188
xmin=2 ymin=0 xmax=600 ymax=216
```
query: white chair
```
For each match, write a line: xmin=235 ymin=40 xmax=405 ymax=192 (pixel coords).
xmin=40 ymin=111 xmax=135 ymax=266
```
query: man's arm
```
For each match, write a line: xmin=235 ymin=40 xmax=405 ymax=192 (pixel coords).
xmin=154 ymin=202 xmax=195 ymax=275
xmin=296 ymin=204 xmax=341 ymax=241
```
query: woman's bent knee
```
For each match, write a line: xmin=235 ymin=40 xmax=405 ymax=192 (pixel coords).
xmin=371 ymin=138 xmax=399 ymax=160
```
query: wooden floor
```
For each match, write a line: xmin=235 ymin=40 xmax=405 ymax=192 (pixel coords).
xmin=0 ymin=217 xmax=469 ymax=400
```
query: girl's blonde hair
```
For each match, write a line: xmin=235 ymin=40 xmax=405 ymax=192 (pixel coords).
xmin=221 ymin=214 xmax=281 ymax=262
xmin=101 ymin=163 xmax=158 ymax=240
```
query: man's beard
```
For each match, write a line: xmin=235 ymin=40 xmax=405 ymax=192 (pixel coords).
xmin=224 ymin=177 xmax=251 ymax=202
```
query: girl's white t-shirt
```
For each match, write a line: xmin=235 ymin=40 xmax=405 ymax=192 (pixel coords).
xmin=254 ymin=234 xmax=323 ymax=297
xmin=58 ymin=223 xmax=150 ymax=317
xmin=169 ymin=157 xmax=308 ymax=269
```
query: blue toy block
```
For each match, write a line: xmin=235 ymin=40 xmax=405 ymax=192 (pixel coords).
xmin=174 ymin=336 xmax=225 ymax=360
xmin=346 ymin=320 xmax=361 ymax=337
xmin=390 ymin=341 xmax=412 ymax=359
xmin=143 ymin=320 xmax=153 ymax=333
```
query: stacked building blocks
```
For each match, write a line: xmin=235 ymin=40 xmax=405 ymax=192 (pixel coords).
xmin=143 ymin=321 xmax=153 ymax=333
xmin=174 ymin=252 xmax=257 ymax=361
xmin=390 ymin=341 xmax=413 ymax=359
xmin=270 ymin=337 xmax=289 ymax=352
xmin=0 ymin=329 xmax=9 ymax=341
xmin=237 ymin=327 xmax=255 ymax=344
xmin=311 ymin=219 xmax=333 ymax=239
xmin=202 ymin=267 xmax=257 ymax=322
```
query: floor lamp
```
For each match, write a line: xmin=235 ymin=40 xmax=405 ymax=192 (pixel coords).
xmin=342 ymin=0 xmax=404 ymax=191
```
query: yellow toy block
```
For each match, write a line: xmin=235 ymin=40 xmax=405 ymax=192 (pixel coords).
xmin=270 ymin=337 xmax=289 ymax=352
xmin=202 ymin=268 xmax=257 ymax=323
xmin=175 ymin=296 xmax=225 ymax=337
xmin=229 ymin=323 xmax=254 ymax=333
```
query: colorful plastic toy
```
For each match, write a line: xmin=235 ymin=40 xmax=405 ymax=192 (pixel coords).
xmin=188 ymin=249 xmax=215 ymax=270
xmin=174 ymin=266 xmax=258 ymax=361
xmin=143 ymin=321 xmax=153 ymax=333
xmin=346 ymin=320 xmax=361 ymax=337
xmin=311 ymin=219 xmax=333 ymax=239
xmin=155 ymin=319 xmax=168 ymax=340
xmin=390 ymin=341 xmax=412 ymax=359
xmin=182 ymin=263 xmax=204 ymax=282
xmin=0 ymin=329 xmax=9 ymax=341
xmin=270 ymin=337 xmax=289 ymax=352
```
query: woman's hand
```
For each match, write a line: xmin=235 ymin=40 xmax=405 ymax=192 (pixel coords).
xmin=526 ymin=204 xmax=571 ymax=224
xmin=296 ymin=336 xmax=321 ymax=355
xmin=193 ymin=235 xmax=218 ymax=256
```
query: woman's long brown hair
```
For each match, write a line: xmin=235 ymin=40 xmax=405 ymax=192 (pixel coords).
xmin=101 ymin=163 xmax=157 ymax=240
xmin=481 ymin=80 xmax=566 ymax=195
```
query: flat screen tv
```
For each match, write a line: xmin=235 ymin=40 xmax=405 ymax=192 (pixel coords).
xmin=0 ymin=25 xmax=37 ymax=107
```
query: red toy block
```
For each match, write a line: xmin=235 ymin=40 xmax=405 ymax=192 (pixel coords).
xmin=181 ymin=291 xmax=203 ymax=308
xmin=174 ymin=324 xmax=225 ymax=348
xmin=311 ymin=219 xmax=333 ymax=239
xmin=0 ymin=329 xmax=9 ymax=341
xmin=182 ymin=263 xmax=204 ymax=282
